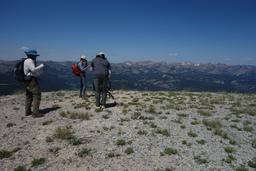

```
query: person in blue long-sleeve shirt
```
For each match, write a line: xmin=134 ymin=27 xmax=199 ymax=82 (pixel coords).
xmin=78 ymin=55 xmax=89 ymax=98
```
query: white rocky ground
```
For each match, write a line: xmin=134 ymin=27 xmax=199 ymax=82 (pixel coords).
xmin=0 ymin=90 xmax=255 ymax=171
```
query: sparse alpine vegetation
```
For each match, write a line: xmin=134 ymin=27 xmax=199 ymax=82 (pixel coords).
xmin=160 ymin=147 xmax=178 ymax=156
xmin=223 ymin=154 xmax=236 ymax=164
xmin=53 ymin=126 xmax=83 ymax=145
xmin=188 ymin=130 xmax=198 ymax=137
xmin=155 ymin=128 xmax=170 ymax=136
xmin=198 ymin=110 xmax=212 ymax=117
xmin=14 ymin=166 xmax=27 ymax=171
xmin=31 ymin=158 xmax=46 ymax=167
xmin=77 ymin=148 xmax=92 ymax=157
xmin=125 ymin=147 xmax=134 ymax=155
xmin=60 ymin=111 xmax=90 ymax=120
xmin=0 ymin=147 xmax=21 ymax=159
xmin=248 ymin=157 xmax=256 ymax=168
xmin=194 ymin=154 xmax=208 ymax=164
xmin=0 ymin=90 xmax=255 ymax=170
xmin=0 ymin=150 xmax=13 ymax=159
xmin=116 ymin=139 xmax=126 ymax=146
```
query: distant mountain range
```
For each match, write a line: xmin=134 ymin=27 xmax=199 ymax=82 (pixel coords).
xmin=0 ymin=60 xmax=256 ymax=95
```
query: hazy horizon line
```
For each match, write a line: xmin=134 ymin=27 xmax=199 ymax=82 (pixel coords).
xmin=0 ymin=58 xmax=256 ymax=67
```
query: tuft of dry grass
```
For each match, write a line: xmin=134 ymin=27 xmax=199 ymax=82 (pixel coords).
xmin=116 ymin=139 xmax=126 ymax=146
xmin=125 ymin=147 xmax=134 ymax=155
xmin=60 ymin=111 xmax=90 ymax=120
xmin=77 ymin=148 xmax=91 ymax=157
xmin=160 ymin=147 xmax=178 ymax=156
xmin=31 ymin=158 xmax=46 ymax=167
xmin=155 ymin=128 xmax=170 ymax=136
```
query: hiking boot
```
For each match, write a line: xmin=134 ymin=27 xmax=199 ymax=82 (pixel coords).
xmin=101 ymin=104 xmax=107 ymax=108
xmin=25 ymin=111 xmax=32 ymax=116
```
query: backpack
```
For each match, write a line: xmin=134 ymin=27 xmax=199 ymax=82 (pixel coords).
xmin=71 ymin=63 xmax=81 ymax=76
xmin=13 ymin=58 xmax=26 ymax=82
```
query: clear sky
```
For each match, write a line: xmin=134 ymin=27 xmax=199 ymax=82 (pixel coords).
xmin=0 ymin=0 xmax=255 ymax=65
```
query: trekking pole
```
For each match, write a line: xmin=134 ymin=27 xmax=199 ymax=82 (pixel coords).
xmin=107 ymin=90 xmax=115 ymax=100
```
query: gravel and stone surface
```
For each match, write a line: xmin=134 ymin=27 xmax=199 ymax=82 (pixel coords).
xmin=0 ymin=90 xmax=255 ymax=171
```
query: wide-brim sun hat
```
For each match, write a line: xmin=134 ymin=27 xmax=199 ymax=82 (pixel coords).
xmin=25 ymin=49 xmax=40 ymax=56
xmin=98 ymin=52 xmax=104 ymax=55
xmin=80 ymin=55 xmax=86 ymax=60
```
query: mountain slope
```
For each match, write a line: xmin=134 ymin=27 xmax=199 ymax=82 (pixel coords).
xmin=0 ymin=60 xmax=256 ymax=95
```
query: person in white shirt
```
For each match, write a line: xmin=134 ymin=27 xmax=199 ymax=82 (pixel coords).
xmin=23 ymin=49 xmax=44 ymax=117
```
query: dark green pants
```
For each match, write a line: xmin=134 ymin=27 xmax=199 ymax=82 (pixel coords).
xmin=25 ymin=78 xmax=41 ymax=115
xmin=94 ymin=77 xmax=108 ymax=107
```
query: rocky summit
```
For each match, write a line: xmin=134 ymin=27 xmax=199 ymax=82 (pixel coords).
xmin=0 ymin=90 xmax=256 ymax=171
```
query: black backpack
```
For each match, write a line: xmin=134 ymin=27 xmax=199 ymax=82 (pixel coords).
xmin=13 ymin=58 xmax=26 ymax=82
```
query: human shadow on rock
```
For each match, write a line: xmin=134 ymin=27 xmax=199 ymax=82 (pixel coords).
xmin=40 ymin=106 xmax=61 ymax=114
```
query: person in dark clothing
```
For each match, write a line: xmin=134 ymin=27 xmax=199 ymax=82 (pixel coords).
xmin=91 ymin=52 xmax=111 ymax=108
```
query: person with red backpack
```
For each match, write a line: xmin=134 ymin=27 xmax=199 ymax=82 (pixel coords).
xmin=77 ymin=55 xmax=89 ymax=98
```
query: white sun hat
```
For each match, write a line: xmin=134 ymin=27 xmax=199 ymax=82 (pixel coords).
xmin=80 ymin=55 xmax=86 ymax=60
xmin=98 ymin=52 xmax=104 ymax=55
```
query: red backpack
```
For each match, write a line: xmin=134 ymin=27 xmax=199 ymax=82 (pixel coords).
xmin=71 ymin=63 xmax=81 ymax=76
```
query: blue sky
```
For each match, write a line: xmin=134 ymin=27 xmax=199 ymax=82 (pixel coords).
xmin=0 ymin=0 xmax=256 ymax=65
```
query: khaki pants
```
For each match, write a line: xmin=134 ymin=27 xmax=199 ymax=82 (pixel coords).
xmin=25 ymin=78 xmax=41 ymax=115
